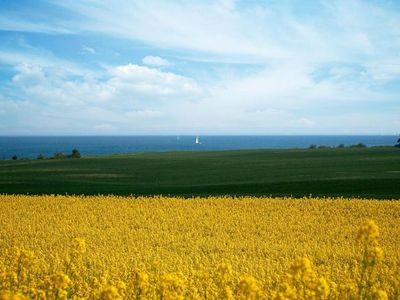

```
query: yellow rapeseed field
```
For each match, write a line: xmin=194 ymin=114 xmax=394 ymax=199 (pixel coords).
xmin=0 ymin=195 xmax=399 ymax=299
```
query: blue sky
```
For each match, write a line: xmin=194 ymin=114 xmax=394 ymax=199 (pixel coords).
xmin=0 ymin=0 xmax=399 ymax=135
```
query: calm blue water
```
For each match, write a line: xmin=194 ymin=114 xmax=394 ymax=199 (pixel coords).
xmin=0 ymin=136 xmax=398 ymax=159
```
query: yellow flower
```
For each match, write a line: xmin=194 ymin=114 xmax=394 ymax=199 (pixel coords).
xmin=51 ymin=273 xmax=71 ymax=290
xmin=70 ymin=238 xmax=87 ymax=255
xmin=0 ymin=293 xmax=27 ymax=300
xmin=316 ymin=277 xmax=330 ymax=299
xmin=99 ymin=286 xmax=122 ymax=300
xmin=132 ymin=268 xmax=149 ymax=292
xmin=0 ymin=195 xmax=398 ymax=299
xmin=160 ymin=273 xmax=186 ymax=300
xmin=372 ymin=289 xmax=388 ymax=300
xmin=289 ymin=257 xmax=313 ymax=277
xmin=238 ymin=276 xmax=262 ymax=300
xmin=357 ymin=220 xmax=379 ymax=243
xmin=16 ymin=249 xmax=36 ymax=269
xmin=367 ymin=246 xmax=384 ymax=264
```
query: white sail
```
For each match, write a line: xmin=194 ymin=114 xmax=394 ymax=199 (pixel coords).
xmin=195 ymin=136 xmax=201 ymax=144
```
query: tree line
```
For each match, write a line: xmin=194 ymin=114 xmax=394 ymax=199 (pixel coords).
xmin=11 ymin=149 xmax=81 ymax=161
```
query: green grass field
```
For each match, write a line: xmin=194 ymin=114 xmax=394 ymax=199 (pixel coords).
xmin=1 ymin=147 xmax=399 ymax=198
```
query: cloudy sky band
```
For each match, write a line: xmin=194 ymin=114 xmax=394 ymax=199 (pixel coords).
xmin=0 ymin=0 xmax=399 ymax=135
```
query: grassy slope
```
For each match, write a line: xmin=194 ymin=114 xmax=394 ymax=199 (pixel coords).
xmin=0 ymin=147 xmax=399 ymax=198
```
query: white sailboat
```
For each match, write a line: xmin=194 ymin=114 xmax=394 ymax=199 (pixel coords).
xmin=195 ymin=135 xmax=201 ymax=144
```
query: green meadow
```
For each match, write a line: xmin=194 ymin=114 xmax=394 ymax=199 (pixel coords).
xmin=1 ymin=147 xmax=399 ymax=198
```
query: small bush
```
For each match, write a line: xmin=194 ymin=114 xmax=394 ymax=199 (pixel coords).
xmin=70 ymin=149 xmax=81 ymax=158
xmin=337 ymin=144 xmax=345 ymax=148
xmin=12 ymin=155 xmax=18 ymax=160
xmin=37 ymin=154 xmax=45 ymax=160
xmin=350 ymin=143 xmax=367 ymax=148
xmin=309 ymin=144 xmax=317 ymax=149
xmin=54 ymin=152 xmax=66 ymax=159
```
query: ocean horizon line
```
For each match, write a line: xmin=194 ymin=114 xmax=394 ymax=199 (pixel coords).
xmin=0 ymin=134 xmax=398 ymax=138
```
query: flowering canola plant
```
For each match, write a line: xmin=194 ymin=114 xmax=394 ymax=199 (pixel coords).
xmin=0 ymin=195 xmax=399 ymax=299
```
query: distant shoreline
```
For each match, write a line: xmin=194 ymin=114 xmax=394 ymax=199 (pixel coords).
xmin=0 ymin=134 xmax=398 ymax=138
xmin=0 ymin=135 xmax=397 ymax=160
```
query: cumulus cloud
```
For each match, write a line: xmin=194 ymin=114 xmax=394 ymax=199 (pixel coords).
xmin=12 ymin=63 xmax=46 ymax=85
xmin=142 ymin=56 xmax=171 ymax=67
xmin=1 ymin=60 xmax=206 ymax=134
xmin=108 ymin=64 xmax=199 ymax=96
xmin=1 ymin=0 xmax=400 ymax=134
xmin=2 ymin=54 xmax=399 ymax=135
xmin=10 ymin=61 xmax=200 ymax=103
xmin=0 ymin=49 xmax=91 ymax=76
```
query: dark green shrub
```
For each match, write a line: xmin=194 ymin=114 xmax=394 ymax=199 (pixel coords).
xmin=350 ymin=143 xmax=366 ymax=148
xmin=54 ymin=152 xmax=66 ymax=159
xmin=70 ymin=149 xmax=81 ymax=158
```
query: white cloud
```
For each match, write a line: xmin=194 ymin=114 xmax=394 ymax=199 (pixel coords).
xmin=1 ymin=1 xmax=400 ymax=134
xmin=365 ymin=58 xmax=400 ymax=81
xmin=108 ymin=64 xmax=200 ymax=97
xmin=125 ymin=110 xmax=164 ymax=119
xmin=142 ymin=56 xmax=171 ymax=67
xmin=50 ymin=0 xmax=400 ymax=66
xmin=1 ymin=60 xmax=206 ymax=134
xmin=82 ymin=45 xmax=96 ymax=54
xmin=93 ymin=123 xmax=116 ymax=131
xmin=0 ymin=15 xmax=72 ymax=34
xmin=3 ymin=55 xmax=398 ymax=135
xmin=0 ymin=49 xmax=91 ymax=76
xmin=12 ymin=63 xmax=46 ymax=85
xmin=52 ymin=1 xmax=289 ymax=61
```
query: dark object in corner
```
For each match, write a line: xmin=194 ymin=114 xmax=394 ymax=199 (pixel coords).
xmin=395 ymin=137 xmax=400 ymax=148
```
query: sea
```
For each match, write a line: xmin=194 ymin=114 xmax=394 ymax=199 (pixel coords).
xmin=0 ymin=135 xmax=398 ymax=159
